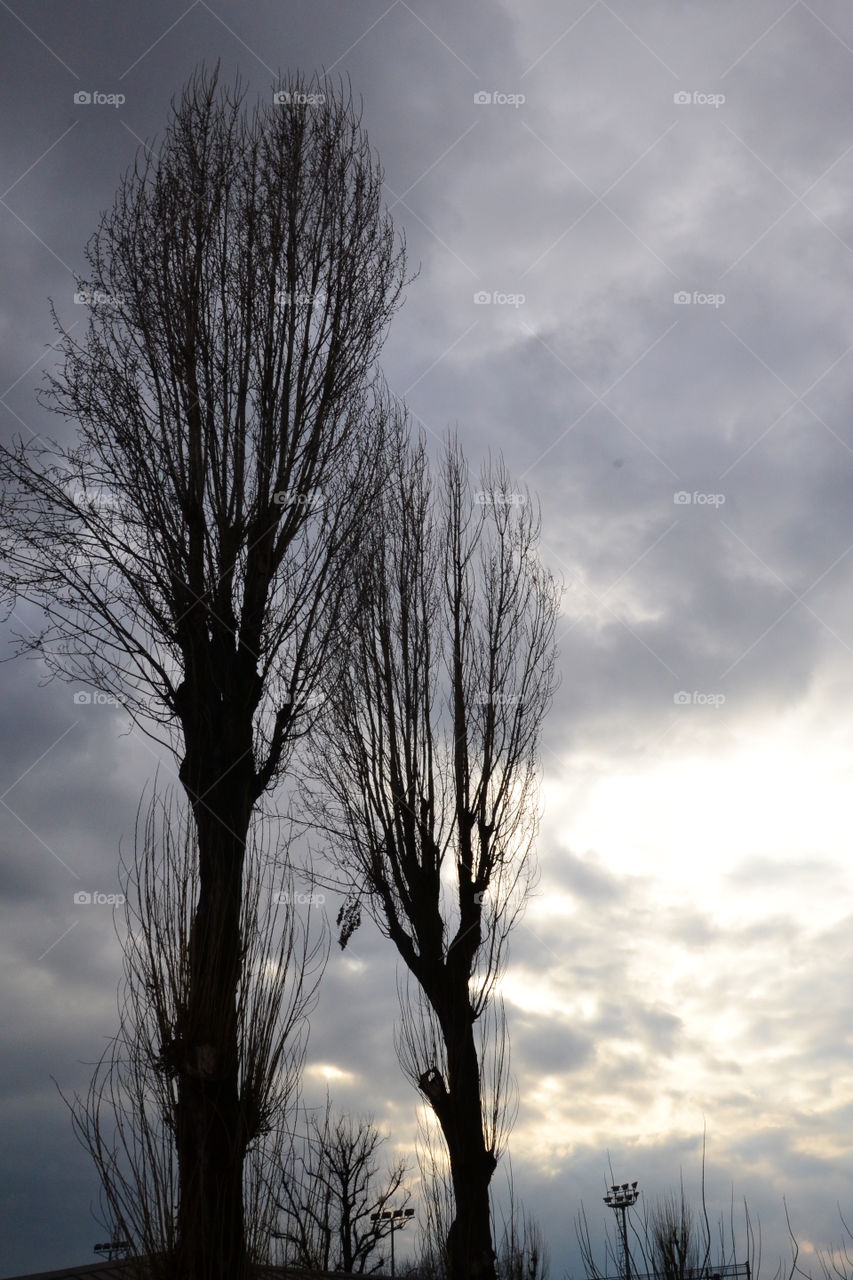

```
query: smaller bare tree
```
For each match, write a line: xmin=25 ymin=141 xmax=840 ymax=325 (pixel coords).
xmin=647 ymin=1186 xmax=704 ymax=1280
xmin=809 ymin=1204 xmax=853 ymax=1280
xmin=275 ymin=1096 xmax=411 ymax=1273
xmin=573 ymin=1141 xmax=798 ymax=1280
xmin=63 ymin=786 xmax=327 ymax=1278
xmin=493 ymin=1162 xmax=550 ymax=1280
xmin=413 ymin=1105 xmax=455 ymax=1280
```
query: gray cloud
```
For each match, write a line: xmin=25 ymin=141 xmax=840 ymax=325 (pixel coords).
xmin=4 ymin=0 xmax=853 ymax=1275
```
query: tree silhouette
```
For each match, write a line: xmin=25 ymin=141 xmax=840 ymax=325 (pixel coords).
xmin=310 ymin=427 xmax=560 ymax=1280
xmin=65 ymin=787 xmax=326 ymax=1278
xmin=0 ymin=64 xmax=406 ymax=1280
xmin=275 ymin=1096 xmax=411 ymax=1273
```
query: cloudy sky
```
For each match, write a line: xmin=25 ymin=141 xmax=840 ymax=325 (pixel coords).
xmin=3 ymin=1 xmax=853 ymax=1276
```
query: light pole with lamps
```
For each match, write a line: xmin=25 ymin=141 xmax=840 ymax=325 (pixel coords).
xmin=94 ymin=1238 xmax=130 ymax=1261
xmin=604 ymin=1181 xmax=640 ymax=1280
xmin=371 ymin=1205 xmax=415 ymax=1278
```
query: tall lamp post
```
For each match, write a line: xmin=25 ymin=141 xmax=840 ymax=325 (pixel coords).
xmin=604 ymin=1181 xmax=640 ymax=1280
xmin=371 ymin=1205 xmax=415 ymax=1278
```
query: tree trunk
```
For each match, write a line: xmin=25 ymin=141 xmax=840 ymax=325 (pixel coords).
xmin=424 ymin=985 xmax=498 ymax=1280
xmin=173 ymin=821 xmax=247 ymax=1280
xmin=171 ymin=668 xmax=260 ymax=1280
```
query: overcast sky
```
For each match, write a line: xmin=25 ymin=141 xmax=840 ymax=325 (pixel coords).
xmin=3 ymin=1 xmax=853 ymax=1276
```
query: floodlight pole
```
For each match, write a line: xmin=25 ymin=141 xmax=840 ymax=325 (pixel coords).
xmin=604 ymin=1181 xmax=640 ymax=1280
xmin=371 ymin=1205 xmax=415 ymax=1278
xmin=94 ymin=1238 xmax=130 ymax=1261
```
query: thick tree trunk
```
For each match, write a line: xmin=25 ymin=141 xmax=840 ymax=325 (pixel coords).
xmin=423 ymin=987 xmax=498 ymax=1280
xmin=173 ymin=818 xmax=247 ymax=1280
xmin=447 ymin=1141 xmax=496 ymax=1280
xmin=170 ymin=671 xmax=260 ymax=1280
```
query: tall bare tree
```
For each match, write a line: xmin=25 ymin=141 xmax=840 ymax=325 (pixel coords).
xmin=66 ymin=787 xmax=326 ymax=1280
xmin=274 ymin=1096 xmax=411 ymax=1274
xmin=310 ymin=428 xmax=561 ymax=1280
xmin=0 ymin=65 xmax=406 ymax=1279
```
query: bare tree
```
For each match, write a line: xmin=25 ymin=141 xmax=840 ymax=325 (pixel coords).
xmin=274 ymin=1096 xmax=411 ymax=1273
xmin=646 ymin=1186 xmax=705 ymax=1280
xmin=577 ymin=1183 xmax=707 ymax=1280
xmin=309 ymin=427 xmax=561 ymax=1280
xmin=495 ymin=1206 xmax=549 ymax=1280
xmin=493 ymin=1161 xmax=550 ymax=1280
xmin=574 ymin=1144 xmax=797 ymax=1280
xmin=494 ymin=1198 xmax=548 ymax=1280
xmin=0 ymin=64 xmax=406 ymax=1279
xmin=808 ymin=1204 xmax=853 ymax=1280
xmin=65 ymin=787 xmax=326 ymax=1279
xmin=413 ymin=1106 xmax=455 ymax=1280
xmin=412 ymin=1115 xmax=549 ymax=1280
